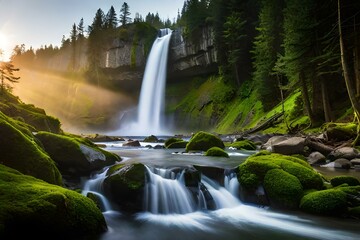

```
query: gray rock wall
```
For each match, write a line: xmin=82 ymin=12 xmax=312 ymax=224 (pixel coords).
xmin=168 ymin=26 xmax=218 ymax=79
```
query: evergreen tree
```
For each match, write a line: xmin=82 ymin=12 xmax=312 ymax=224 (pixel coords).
xmin=275 ymin=0 xmax=320 ymax=126
xmin=87 ymin=8 xmax=105 ymax=70
xmin=70 ymin=23 xmax=77 ymax=71
xmin=252 ymin=0 xmax=284 ymax=110
xmin=105 ymin=6 xmax=118 ymax=29
xmin=119 ymin=2 xmax=131 ymax=26
xmin=0 ymin=61 xmax=20 ymax=93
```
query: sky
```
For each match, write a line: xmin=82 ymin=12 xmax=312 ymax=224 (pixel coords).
xmin=0 ymin=0 xmax=185 ymax=60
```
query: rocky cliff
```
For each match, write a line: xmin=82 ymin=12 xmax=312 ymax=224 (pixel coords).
xmin=168 ymin=26 xmax=218 ymax=81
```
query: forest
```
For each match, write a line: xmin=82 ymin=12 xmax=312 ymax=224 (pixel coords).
xmin=3 ymin=0 xmax=360 ymax=138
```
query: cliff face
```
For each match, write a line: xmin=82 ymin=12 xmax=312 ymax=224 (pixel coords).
xmin=102 ymin=39 xmax=146 ymax=68
xmin=168 ymin=26 xmax=218 ymax=80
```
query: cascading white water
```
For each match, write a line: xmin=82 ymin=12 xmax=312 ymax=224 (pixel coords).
xmin=117 ymin=28 xmax=173 ymax=136
xmin=143 ymin=166 xmax=197 ymax=214
xmin=82 ymin=170 xmax=112 ymax=212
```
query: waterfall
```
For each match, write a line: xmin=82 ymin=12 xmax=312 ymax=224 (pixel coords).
xmin=143 ymin=166 xmax=197 ymax=214
xmin=117 ymin=28 xmax=173 ymax=136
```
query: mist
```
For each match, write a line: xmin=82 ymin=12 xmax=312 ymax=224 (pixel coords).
xmin=13 ymin=69 xmax=136 ymax=134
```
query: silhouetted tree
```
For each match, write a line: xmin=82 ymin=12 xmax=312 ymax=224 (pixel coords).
xmin=119 ymin=2 xmax=131 ymax=26
xmin=0 ymin=61 xmax=20 ymax=93
xmin=105 ymin=6 xmax=118 ymax=29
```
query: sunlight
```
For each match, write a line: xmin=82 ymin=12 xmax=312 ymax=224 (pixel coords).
xmin=0 ymin=31 xmax=9 ymax=60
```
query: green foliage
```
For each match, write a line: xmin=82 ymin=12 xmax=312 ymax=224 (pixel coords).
xmin=238 ymin=164 xmax=260 ymax=190
xmin=186 ymin=131 xmax=225 ymax=152
xmin=330 ymin=176 xmax=360 ymax=187
xmin=0 ymin=164 xmax=106 ymax=238
xmin=300 ymin=189 xmax=348 ymax=216
xmin=264 ymin=169 xmax=303 ymax=209
xmin=205 ymin=146 xmax=229 ymax=158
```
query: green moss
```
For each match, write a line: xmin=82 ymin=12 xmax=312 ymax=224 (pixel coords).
xmin=205 ymin=147 xmax=229 ymax=158
xmin=348 ymin=206 xmax=360 ymax=218
xmin=167 ymin=141 xmax=188 ymax=148
xmin=230 ymin=140 xmax=257 ymax=150
xmin=0 ymin=117 xmax=62 ymax=185
xmin=331 ymin=176 xmax=360 ymax=187
xmin=323 ymin=122 xmax=357 ymax=141
xmin=280 ymin=161 xmax=324 ymax=190
xmin=164 ymin=137 xmax=184 ymax=148
xmin=300 ymin=189 xmax=348 ymax=216
xmin=0 ymin=164 xmax=106 ymax=238
xmin=264 ymin=169 xmax=303 ymax=209
xmin=238 ymin=153 xmax=323 ymax=196
xmin=186 ymin=131 xmax=225 ymax=152
xmin=36 ymin=131 xmax=120 ymax=174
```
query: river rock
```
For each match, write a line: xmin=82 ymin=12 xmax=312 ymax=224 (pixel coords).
xmin=334 ymin=158 xmax=352 ymax=169
xmin=262 ymin=135 xmax=289 ymax=151
xmin=350 ymin=158 xmax=360 ymax=167
xmin=271 ymin=137 xmax=306 ymax=155
xmin=123 ymin=140 xmax=141 ymax=147
xmin=307 ymin=151 xmax=326 ymax=165
xmin=328 ymin=147 xmax=360 ymax=161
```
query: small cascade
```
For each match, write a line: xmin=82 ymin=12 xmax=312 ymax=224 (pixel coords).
xmin=202 ymin=175 xmax=241 ymax=209
xmin=81 ymin=170 xmax=112 ymax=212
xmin=143 ymin=166 xmax=196 ymax=214
xmin=224 ymin=170 xmax=240 ymax=198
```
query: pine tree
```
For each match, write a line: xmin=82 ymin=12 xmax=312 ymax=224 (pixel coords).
xmin=0 ymin=61 xmax=20 ymax=93
xmin=70 ymin=23 xmax=77 ymax=71
xmin=105 ymin=6 xmax=118 ymax=29
xmin=119 ymin=2 xmax=131 ymax=26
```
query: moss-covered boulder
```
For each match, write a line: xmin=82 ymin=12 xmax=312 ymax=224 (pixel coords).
xmin=264 ymin=169 xmax=303 ymax=209
xmin=205 ymin=147 xmax=229 ymax=158
xmin=237 ymin=153 xmax=324 ymax=208
xmin=299 ymin=189 xmax=348 ymax=216
xmin=35 ymin=131 xmax=121 ymax=177
xmin=0 ymin=114 xmax=62 ymax=185
xmin=0 ymin=164 xmax=107 ymax=238
xmin=103 ymin=163 xmax=146 ymax=212
xmin=164 ymin=137 xmax=183 ymax=148
xmin=324 ymin=123 xmax=357 ymax=142
xmin=186 ymin=131 xmax=225 ymax=152
xmin=330 ymin=176 xmax=360 ymax=187
xmin=0 ymin=91 xmax=61 ymax=134
xmin=143 ymin=135 xmax=158 ymax=142
xmin=230 ymin=140 xmax=257 ymax=150
xmin=167 ymin=140 xmax=188 ymax=148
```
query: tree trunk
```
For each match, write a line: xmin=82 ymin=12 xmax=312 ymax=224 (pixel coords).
xmin=338 ymin=0 xmax=360 ymax=146
xmin=299 ymin=70 xmax=315 ymax=126
xmin=338 ymin=0 xmax=360 ymax=117
xmin=320 ymin=78 xmax=333 ymax=122
xmin=354 ymin=16 xmax=360 ymax=97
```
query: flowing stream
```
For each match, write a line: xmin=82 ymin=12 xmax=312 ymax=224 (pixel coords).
xmin=81 ymin=143 xmax=360 ymax=240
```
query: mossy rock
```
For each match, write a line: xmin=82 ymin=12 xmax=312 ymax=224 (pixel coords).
xmin=205 ymin=147 xmax=229 ymax=158
xmin=164 ymin=137 xmax=184 ymax=148
xmin=167 ymin=140 xmax=188 ymax=149
xmin=0 ymin=164 xmax=107 ymax=238
xmin=348 ymin=206 xmax=360 ymax=218
xmin=330 ymin=175 xmax=360 ymax=187
xmin=238 ymin=153 xmax=324 ymax=208
xmin=143 ymin=135 xmax=158 ymax=142
xmin=103 ymin=163 xmax=146 ymax=212
xmin=186 ymin=131 xmax=225 ymax=152
xmin=35 ymin=131 xmax=120 ymax=176
xmin=264 ymin=169 xmax=303 ymax=209
xmin=300 ymin=189 xmax=348 ymax=216
xmin=230 ymin=140 xmax=256 ymax=150
xmin=0 ymin=116 xmax=62 ymax=186
xmin=324 ymin=123 xmax=357 ymax=142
